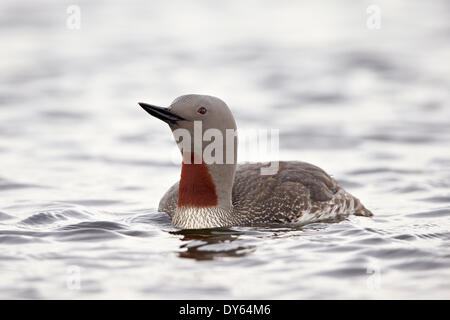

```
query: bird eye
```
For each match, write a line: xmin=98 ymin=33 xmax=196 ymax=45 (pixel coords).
xmin=197 ymin=107 xmax=207 ymax=115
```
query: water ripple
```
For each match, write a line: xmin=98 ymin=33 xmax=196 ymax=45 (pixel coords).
xmin=408 ymin=207 xmax=450 ymax=218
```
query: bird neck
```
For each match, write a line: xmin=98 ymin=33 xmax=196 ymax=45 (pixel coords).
xmin=177 ymin=153 xmax=219 ymax=208
xmin=175 ymin=152 xmax=236 ymax=228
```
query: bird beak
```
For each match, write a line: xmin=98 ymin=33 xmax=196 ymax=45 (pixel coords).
xmin=138 ymin=102 xmax=185 ymax=124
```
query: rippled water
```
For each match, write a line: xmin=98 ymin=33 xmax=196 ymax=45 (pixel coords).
xmin=1 ymin=0 xmax=450 ymax=299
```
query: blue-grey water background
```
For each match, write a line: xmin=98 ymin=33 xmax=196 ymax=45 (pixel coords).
xmin=1 ymin=0 xmax=450 ymax=299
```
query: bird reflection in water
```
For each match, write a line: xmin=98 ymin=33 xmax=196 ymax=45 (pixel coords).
xmin=170 ymin=228 xmax=256 ymax=260
xmin=169 ymin=222 xmax=329 ymax=261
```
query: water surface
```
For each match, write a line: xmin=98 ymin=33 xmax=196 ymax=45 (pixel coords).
xmin=0 ymin=0 xmax=450 ymax=299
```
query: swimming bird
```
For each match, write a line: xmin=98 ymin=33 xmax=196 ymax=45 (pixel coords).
xmin=139 ymin=94 xmax=372 ymax=229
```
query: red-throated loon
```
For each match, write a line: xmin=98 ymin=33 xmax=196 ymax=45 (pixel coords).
xmin=138 ymin=94 xmax=372 ymax=229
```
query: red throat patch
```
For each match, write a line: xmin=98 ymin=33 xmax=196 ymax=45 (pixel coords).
xmin=177 ymin=153 xmax=218 ymax=207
